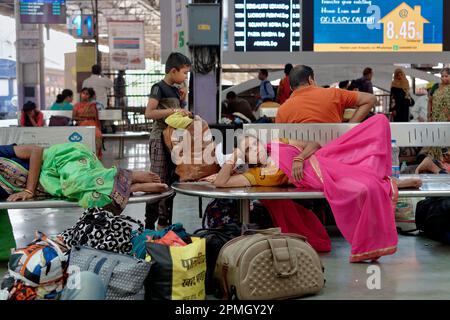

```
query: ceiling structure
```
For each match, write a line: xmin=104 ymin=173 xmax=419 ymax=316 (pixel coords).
xmin=0 ymin=0 xmax=161 ymax=61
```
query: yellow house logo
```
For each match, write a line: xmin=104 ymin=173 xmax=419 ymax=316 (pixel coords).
xmin=379 ymin=2 xmax=429 ymax=47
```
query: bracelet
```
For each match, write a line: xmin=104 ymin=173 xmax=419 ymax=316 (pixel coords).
xmin=23 ymin=188 xmax=34 ymax=196
xmin=293 ymin=156 xmax=305 ymax=162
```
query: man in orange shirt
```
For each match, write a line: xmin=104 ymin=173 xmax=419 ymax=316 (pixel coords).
xmin=276 ymin=65 xmax=376 ymax=124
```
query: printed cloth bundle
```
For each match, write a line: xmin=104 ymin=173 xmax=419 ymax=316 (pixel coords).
xmin=59 ymin=207 xmax=144 ymax=255
xmin=1 ymin=231 xmax=69 ymax=300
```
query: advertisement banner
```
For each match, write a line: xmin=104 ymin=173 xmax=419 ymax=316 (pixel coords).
xmin=172 ymin=0 xmax=189 ymax=56
xmin=108 ymin=20 xmax=145 ymax=70
xmin=314 ymin=0 xmax=443 ymax=52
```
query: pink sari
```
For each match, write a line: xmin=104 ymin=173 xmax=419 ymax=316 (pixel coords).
xmin=262 ymin=115 xmax=399 ymax=262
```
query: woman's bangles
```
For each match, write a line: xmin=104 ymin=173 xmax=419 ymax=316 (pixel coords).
xmin=23 ymin=188 xmax=34 ymax=196
xmin=293 ymin=155 xmax=306 ymax=163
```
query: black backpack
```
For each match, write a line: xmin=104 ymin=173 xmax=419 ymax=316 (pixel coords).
xmin=416 ymin=197 xmax=450 ymax=244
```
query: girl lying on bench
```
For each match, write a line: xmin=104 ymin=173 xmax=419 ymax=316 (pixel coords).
xmin=0 ymin=142 xmax=168 ymax=214
xmin=207 ymin=115 xmax=422 ymax=263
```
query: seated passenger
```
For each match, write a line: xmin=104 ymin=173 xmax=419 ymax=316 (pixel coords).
xmin=20 ymin=101 xmax=44 ymax=127
xmin=73 ymin=88 xmax=103 ymax=159
xmin=207 ymin=115 xmax=422 ymax=263
xmin=0 ymin=142 xmax=168 ymax=213
xmin=50 ymin=89 xmax=74 ymax=111
xmin=415 ymin=148 xmax=450 ymax=174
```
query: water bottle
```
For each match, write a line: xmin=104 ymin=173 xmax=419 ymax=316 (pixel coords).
xmin=391 ymin=140 xmax=400 ymax=178
xmin=400 ymin=161 xmax=408 ymax=174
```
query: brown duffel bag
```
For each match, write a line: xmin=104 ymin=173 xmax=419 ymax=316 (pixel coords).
xmin=163 ymin=116 xmax=220 ymax=182
xmin=215 ymin=228 xmax=325 ymax=300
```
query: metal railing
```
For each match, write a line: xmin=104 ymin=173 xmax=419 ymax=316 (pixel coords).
xmin=105 ymin=72 xmax=165 ymax=132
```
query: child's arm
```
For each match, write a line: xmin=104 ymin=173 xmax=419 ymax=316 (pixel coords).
xmin=145 ymin=98 xmax=175 ymax=120
xmin=145 ymin=98 xmax=192 ymax=120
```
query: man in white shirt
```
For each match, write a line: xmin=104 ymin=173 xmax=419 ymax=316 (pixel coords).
xmin=82 ymin=65 xmax=113 ymax=109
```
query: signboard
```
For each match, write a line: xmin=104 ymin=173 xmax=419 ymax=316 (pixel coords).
xmin=68 ymin=14 xmax=94 ymax=39
xmin=108 ymin=21 xmax=146 ymax=70
xmin=234 ymin=0 xmax=301 ymax=52
xmin=20 ymin=0 xmax=66 ymax=24
xmin=314 ymin=0 xmax=443 ymax=52
xmin=76 ymin=43 xmax=96 ymax=92
xmin=0 ymin=127 xmax=96 ymax=151
xmin=172 ymin=0 xmax=189 ymax=56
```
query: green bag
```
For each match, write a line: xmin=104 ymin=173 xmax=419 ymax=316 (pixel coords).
xmin=0 ymin=209 xmax=16 ymax=262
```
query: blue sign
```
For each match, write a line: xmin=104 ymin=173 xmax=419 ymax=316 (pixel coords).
xmin=314 ymin=0 xmax=443 ymax=52
xmin=69 ymin=15 xmax=94 ymax=39
xmin=69 ymin=132 xmax=83 ymax=143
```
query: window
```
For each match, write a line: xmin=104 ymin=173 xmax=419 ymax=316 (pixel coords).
xmin=13 ymin=79 xmax=17 ymax=95
xmin=0 ymin=79 xmax=9 ymax=96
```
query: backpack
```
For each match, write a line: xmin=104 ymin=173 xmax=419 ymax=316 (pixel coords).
xmin=163 ymin=116 xmax=220 ymax=182
xmin=416 ymin=197 xmax=450 ymax=244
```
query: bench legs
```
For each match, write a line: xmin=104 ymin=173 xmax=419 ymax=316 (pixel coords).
xmin=239 ymin=199 xmax=250 ymax=224
xmin=118 ymin=137 xmax=124 ymax=159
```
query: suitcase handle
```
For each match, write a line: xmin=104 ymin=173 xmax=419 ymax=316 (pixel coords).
xmin=268 ymin=238 xmax=298 ymax=278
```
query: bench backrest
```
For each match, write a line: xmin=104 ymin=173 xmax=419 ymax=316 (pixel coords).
xmin=0 ymin=126 xmax=96 ymax=151
xmin=42 ymin=109 xmax=122 ymax=121
xmin=243 ymin=122 xmax=450 ymax=147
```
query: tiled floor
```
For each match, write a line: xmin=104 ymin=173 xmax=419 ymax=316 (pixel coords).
xmin=2 ymin=139 xmax=450 ymax=300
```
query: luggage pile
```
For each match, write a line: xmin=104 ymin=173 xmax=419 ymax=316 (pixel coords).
xmin=1 ymin=203 xmax=326 ymax=300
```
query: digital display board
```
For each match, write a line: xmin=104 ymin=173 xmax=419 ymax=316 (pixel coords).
xmin=20 ymin=0 xmax=66 ymax=24
xmin=234 ymin=0 xmax=301 ymax=52
xmin=314 ymin=0 xmax=443 ymax=52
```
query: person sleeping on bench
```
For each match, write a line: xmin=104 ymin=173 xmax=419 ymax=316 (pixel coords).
xmin=0 ymin=142 xmax=168 ymax=214
xmin=203 ymin=115 xmax=422 ymax=263
xmin=415 ymin=148 xmax=450 ymax=175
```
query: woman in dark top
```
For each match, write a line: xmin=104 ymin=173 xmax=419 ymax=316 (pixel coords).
xmin=390 ymin=68 xmax=415 ymax=122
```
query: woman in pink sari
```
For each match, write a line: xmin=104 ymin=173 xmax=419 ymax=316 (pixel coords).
xmin=212 ymin=115 xmax=422 ymax=262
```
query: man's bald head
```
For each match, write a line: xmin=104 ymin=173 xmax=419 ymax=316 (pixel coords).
xmin=289 ymin=65 xmax=315 ymax=90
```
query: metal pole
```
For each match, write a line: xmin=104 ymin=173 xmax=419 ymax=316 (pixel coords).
xmin=39 ymin=24 xmax=45 ymax=109
xmin=94 ymin=0 xmax=100 ymax=66
xmin=14 ymin=0 xmax=24 ymax=111
xmin=217 ymin=0 xmax=223 ymax=123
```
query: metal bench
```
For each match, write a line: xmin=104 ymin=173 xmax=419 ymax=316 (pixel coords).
xmin=42 ymin=109 xmax=123 ymax=123
xmin=243 ymin=122 xmax=450 ymax=147
xmin=173 ymin=121 xmax=450 ymax=223
xmin=42 ymin=110 xmax=150 ymax=159
xmin=0 ymin=190 xmax=173 ymax=210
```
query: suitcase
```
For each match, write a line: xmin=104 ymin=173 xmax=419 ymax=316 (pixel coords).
xmin=215 ymin=228 xmax=325 ymax=300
